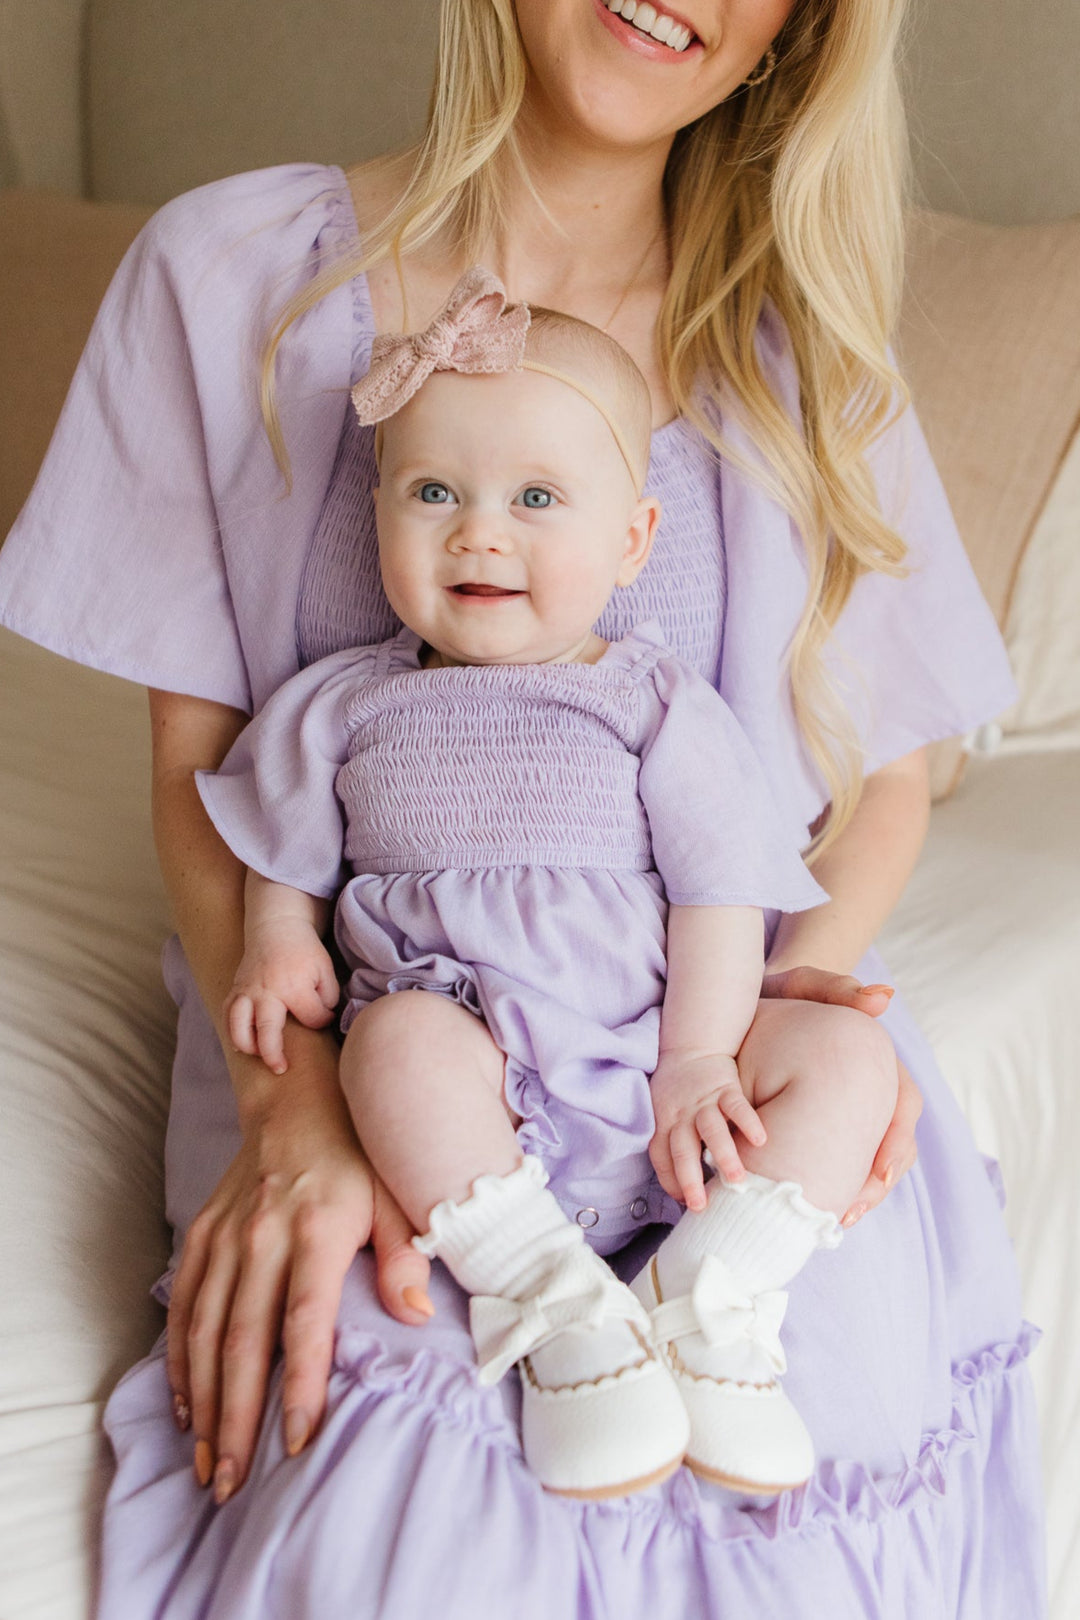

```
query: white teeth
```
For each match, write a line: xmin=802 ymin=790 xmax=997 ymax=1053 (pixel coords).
xmin=604 ymin=0 xmax=694 ymax=52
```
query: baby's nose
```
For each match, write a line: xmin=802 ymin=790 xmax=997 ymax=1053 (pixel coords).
xmin=449 ymin=511 xmax=512 ymax=553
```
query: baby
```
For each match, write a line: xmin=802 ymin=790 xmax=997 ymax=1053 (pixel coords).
xmin=199 ymin=269 xmax=895 ymax=1501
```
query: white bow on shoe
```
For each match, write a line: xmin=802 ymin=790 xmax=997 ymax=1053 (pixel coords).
xmin=633 ymin=1253 xmax=814 ymax=1494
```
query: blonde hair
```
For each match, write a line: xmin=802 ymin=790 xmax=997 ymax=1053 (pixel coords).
xmin=262 ymin=0 xmax=913 ymax=853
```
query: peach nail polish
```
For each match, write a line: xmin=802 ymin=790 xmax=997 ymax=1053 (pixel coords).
xmin=402 ymin=1285 xmax=436 ymax=1319
xmin=194 ymin=1438 xmax=215 ymax=1488
xmin=284 ymin=1409 xmax=311 ymax=1456
xmin=213 ymin=1458 xmax=237 ymax=1506
xmin=860 ymin=984 xmax=895 ymax=998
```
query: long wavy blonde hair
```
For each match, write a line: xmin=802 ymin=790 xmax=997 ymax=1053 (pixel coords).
xmin=262 ymin=0 xmax=912 ymax=853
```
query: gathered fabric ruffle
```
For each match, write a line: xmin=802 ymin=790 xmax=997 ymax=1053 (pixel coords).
xmin=101 ymin=1297 xmax=1043 ymax=1620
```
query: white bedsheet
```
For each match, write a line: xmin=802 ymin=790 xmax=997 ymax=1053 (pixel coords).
xmin=0 ymin=625 xmax=1076 ymax=1617
xmin=880 ymin=745 xmax=1080 ymax=1616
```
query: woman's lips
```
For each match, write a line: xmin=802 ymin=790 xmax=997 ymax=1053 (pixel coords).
xmin=591 ymin=0 xmax=702 ymax=60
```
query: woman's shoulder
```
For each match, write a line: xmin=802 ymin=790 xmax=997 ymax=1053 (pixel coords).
xmin=132 ymin=162 xmax=359 ymax=285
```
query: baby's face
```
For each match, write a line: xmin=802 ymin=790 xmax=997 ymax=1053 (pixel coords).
xmin=374 ymin=369 xmax=657 ymax=666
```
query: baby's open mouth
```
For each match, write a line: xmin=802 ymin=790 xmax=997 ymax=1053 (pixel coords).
xmin=601 ymin=0 xmax=697 ymax=53
xmin=450 ymin=584 xmax=523 ymax=597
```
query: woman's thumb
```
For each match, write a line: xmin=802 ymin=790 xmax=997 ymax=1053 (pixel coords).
xmin=371 ymin=1179 xmax=435 ymax=1325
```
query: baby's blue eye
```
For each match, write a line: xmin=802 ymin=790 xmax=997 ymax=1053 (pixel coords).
xmin=518 ymin=487 xmax=555 ymax=509
xmin=418 ymin=481 xmax=452 ymax=504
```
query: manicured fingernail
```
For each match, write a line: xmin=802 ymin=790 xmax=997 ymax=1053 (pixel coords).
xmin=402 ymin=1286 xmax=435 ymax=1319
xmin=194 ymin=1438 xmax=215 ymax=1488
xmin=860 ymin=984 xmax=894 ymax=998
xmin=172 ymin=1392 xmax=191 ymax=1432
xmin=213 ymin=1458 xmax=237 ymax=1505
xmin=883 ymin=1161 xmax=897 ymax=1191
xmin=284 ymin=1409 xmax=311 ymax=1457
xmin=841 ymin=1203 xmax=867 ymax=1229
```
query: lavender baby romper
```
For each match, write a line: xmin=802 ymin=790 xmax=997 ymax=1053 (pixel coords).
xmin=0 ymin=167 xmax=1045 ymax=1618
xmin=197 ymin=622 xmax=828 ymax=1251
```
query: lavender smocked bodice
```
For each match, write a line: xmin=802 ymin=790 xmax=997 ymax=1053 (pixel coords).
xmin=296 ymin=280 xmax=726 ymax=681
xmin=336 ymin=635 xmax=652 ymax=876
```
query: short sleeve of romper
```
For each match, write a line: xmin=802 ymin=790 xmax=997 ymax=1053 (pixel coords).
xmin=629 ymin=632 xmax=828 ymax=914
xmin=196 ymin=646 xmax=376 ymax=900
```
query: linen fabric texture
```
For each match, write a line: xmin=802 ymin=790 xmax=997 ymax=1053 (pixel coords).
xmin=0 ymin=165 xmax=1043 ymax=1618
xmin=197 ymin=621 xmax=827 ymax=1247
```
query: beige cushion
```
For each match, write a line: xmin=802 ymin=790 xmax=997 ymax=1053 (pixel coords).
xmin=1000 ymin=424 xmax=1080 ymax=747
xmin=0 ymin=189 xmax=152 ymax=540
xmin=86 ymin=0 xmax=438 ymax=207
xmin=898 ymin=210 xmax=1080 ymax=796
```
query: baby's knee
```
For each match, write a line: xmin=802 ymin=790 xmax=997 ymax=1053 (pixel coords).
xmin=822 ymin=1006 xmax=900 ymax=1127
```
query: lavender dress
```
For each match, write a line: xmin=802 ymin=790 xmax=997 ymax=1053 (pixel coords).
xmin=0 ymin=166 xmax=1044 ymax=1618
xmin=197 ymin=622 xmax=827 ymax=1252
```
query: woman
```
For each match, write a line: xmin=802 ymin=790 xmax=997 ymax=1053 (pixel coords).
xmin=0 ymin=0 xmax=1044 ymax=1613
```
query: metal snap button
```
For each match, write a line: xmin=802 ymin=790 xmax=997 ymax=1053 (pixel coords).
xmin=575 ymin=1207 xmax=600 ymax=1229
xmin=630 ymin=1197 xmax=649 ymax=1220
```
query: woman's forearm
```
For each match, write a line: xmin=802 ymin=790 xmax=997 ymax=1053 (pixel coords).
xmin=767 ymin=746 xmax=930 ymax=977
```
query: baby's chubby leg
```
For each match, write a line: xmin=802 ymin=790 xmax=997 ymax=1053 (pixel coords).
xmin=633 ymin=1004 xmax=899 ymax=1493
xmin=733 ymin=999 xmax=900 ymax=1220
xmin=339 ymin=990 xmax=519 ymax=1232
xmin=341 ymin=990 xmax=689 ymax=1497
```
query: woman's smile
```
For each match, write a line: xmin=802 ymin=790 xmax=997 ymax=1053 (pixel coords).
xmin=591 ymin=0 xmax=703 ymax=58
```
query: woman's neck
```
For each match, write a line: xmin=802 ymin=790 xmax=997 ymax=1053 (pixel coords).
xmin=478 ymin=109 xmax=673 ymax=323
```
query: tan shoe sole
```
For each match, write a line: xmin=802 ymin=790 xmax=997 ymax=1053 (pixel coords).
xmin=545 ymin=1453 xmax=685 ymax=1501
xmin=685 ymin=1456 xmax=808 ymax=1494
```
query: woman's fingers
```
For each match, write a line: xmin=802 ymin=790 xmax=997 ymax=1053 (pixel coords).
xmin=371 ymin=1179 xmax=434 ymax=1324
xmin=210 ymin=1212 xmax=291 ymax=1502
xmin=184 ymin=1229 xmax=243 ymax=1470
xmin=842 ymin=1061 xmax=922 ymax=1226
xmin=279 ymin=1206 xmax=367 ymax=1459
xmin=167 ymin=1210 xmax=214 ymax=1432
xmin=761 ymin=964 xmax=894 ymax=1016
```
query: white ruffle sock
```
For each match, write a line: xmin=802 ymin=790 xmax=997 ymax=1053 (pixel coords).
xmin=631 ymin=1170 xmax=842 ymax=1493
xmin=413 ymin=1156 xmax=689 ymax=1499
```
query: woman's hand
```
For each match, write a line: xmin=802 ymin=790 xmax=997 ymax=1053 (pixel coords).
xmin=166 ymin=1025 xmax=433 ymax=1505
xmin=755 ymin=966 xmax=922 ymax=1225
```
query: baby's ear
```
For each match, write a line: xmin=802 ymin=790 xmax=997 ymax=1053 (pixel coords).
xmin=615 ymin=495 xmax=661 ymax=587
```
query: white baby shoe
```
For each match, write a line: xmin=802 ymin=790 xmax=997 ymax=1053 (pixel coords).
xmin=631 ymin=1171 xmax=841 ymax=1494
xmin=415 ymin=1157 xmax=689 ymax=1499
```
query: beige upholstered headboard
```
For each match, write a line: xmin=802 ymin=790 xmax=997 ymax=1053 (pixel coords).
xmin=2 ymin=0 xmax=1080 ymax=223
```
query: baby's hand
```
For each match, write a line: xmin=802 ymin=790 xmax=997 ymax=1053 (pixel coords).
xmin=225 ymin=919 xmax=340 ymax=1075
xmin=649 ymin=1050 xmax=767 ymax=1212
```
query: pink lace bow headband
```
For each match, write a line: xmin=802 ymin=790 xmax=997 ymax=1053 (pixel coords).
xmin=350 ymin=266 xmax=645 ymax=491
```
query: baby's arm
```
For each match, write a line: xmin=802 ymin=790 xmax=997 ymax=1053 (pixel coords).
xmin=649 ymin=904 xmax=768 ymax=1212
xmin=225 ymin=868 xmax=340 ymax=1075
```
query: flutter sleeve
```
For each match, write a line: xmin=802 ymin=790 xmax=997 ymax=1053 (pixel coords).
xmin=828 ymin=399 xmax=1019 ymax=771
xmin=196 ymin=646 xmax=374 ymax=899
xmin=0 ymin=165 xmax=359 ymax=712
xmin=635 ymin=646 xmax=829 ymax=914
